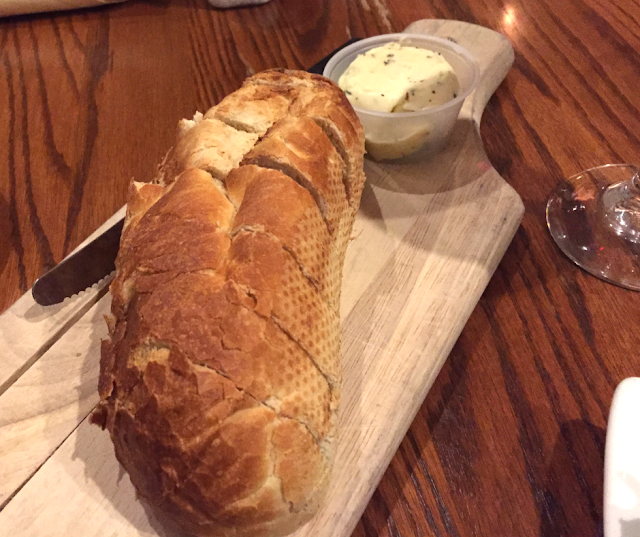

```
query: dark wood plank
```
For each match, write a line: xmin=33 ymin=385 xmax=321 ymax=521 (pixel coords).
xmin=1 ymin=0 xmax=639 ymax=535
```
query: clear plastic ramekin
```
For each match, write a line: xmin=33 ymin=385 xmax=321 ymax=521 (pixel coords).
xmin=323 ymin=33 xmax=480 ymax=160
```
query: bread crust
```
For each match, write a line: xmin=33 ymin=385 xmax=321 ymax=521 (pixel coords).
xmin=94 ymin=70 xmax=365 ymax=537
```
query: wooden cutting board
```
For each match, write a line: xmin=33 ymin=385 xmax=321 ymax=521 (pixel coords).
xmin=0 ymin=19 xmax=523 ymax=537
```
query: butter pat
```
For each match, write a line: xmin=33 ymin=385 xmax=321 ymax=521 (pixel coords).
xmin=338 ymin=42 xmax=460 ymax=113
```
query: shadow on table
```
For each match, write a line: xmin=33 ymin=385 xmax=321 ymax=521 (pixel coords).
xmin=364 ymin=119 xmax=495 ymax=196
xmin=620 ymin=518 xmax=640 ymax=537
xmin=540 ymin=419 xmax=606 ymax=537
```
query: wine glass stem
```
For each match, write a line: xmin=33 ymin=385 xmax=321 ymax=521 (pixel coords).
xmin=621 ymin=172 xmax=640 ymax=212
xmin=602 ymin=172 xmax=640 ymax=242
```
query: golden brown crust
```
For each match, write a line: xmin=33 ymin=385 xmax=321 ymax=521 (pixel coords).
xmin=96 ymin=70 xmax=365 ymax=537
xmin=245 ymin=69 xmax=336 ymax=91
xmin=205 ymin=84 xmax=296 ymax=135
xmin=242 ymin=116 xmax=348 ymax=237
xmin=227 ymin=230 xmax=341 ymax=387
xmin=290 ymin=88 xmax=365 ymax=209
xmin=157 ymin=118 xmax=259 ymax=186
xmin=227 ymin=165 xmax=333 ymax=304
xmin=111 ymin=169 xmax=234 ymax=317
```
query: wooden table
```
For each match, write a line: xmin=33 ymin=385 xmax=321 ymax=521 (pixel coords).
xmin=1 ymin=0 xmax=639 ymax=535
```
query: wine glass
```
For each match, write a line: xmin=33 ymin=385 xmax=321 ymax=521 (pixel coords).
xmin=546 ymin=163 xmax=640 ymax=291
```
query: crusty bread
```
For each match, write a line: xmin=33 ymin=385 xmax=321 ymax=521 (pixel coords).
xmin=93 ymin=70 xmax=365 ymax=537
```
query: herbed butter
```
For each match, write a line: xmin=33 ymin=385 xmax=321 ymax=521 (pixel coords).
xmin=338 ymin=42 xmax=460 ymax=113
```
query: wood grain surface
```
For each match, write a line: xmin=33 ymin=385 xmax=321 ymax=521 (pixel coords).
xmin=0 ymin=1 xmax=639 ymax=536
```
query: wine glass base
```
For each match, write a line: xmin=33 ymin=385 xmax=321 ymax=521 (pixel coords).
xmin=546 ymin=164 xmax=640 ymax=291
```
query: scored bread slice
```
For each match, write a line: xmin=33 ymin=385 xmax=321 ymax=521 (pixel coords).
xmin=245 ymin=69 xmax=365 ymax=211
xmin=111 ymin=169 xmax=234 ymax=316
xmin=290 ymin=89 xmax=365 ymax=211
xmin=237 ymin=71 xmax=366 ymax=308
xmin=227 ymin=229 xmax=341 ymax=389
xmin=224 ymin=71 xmax=366 ymax=312
xmin=157 ymin=117 xmax=259 ymax=186
xmin=242 ymin=116 xmax=348 ymax=237
xmin=241 ymin=116 xmax=350 ymax=308
xmin=227 ymin=165 xmax=333 ymax=305
xmin=204 ymin=83 xmax=296 ymax=135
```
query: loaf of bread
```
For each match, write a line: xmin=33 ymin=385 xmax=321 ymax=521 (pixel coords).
xmin=92 ymin=69 xmax=365 ymax=537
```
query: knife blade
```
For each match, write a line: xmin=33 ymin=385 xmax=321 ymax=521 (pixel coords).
xmin=31 ymin=38 xmax=361 ymax=306
xmin=32 ymin=217 xmax=124 ymax=306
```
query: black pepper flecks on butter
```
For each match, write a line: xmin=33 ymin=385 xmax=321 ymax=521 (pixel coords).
xmin=338 ymin=42 xmax=460 ymax=113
